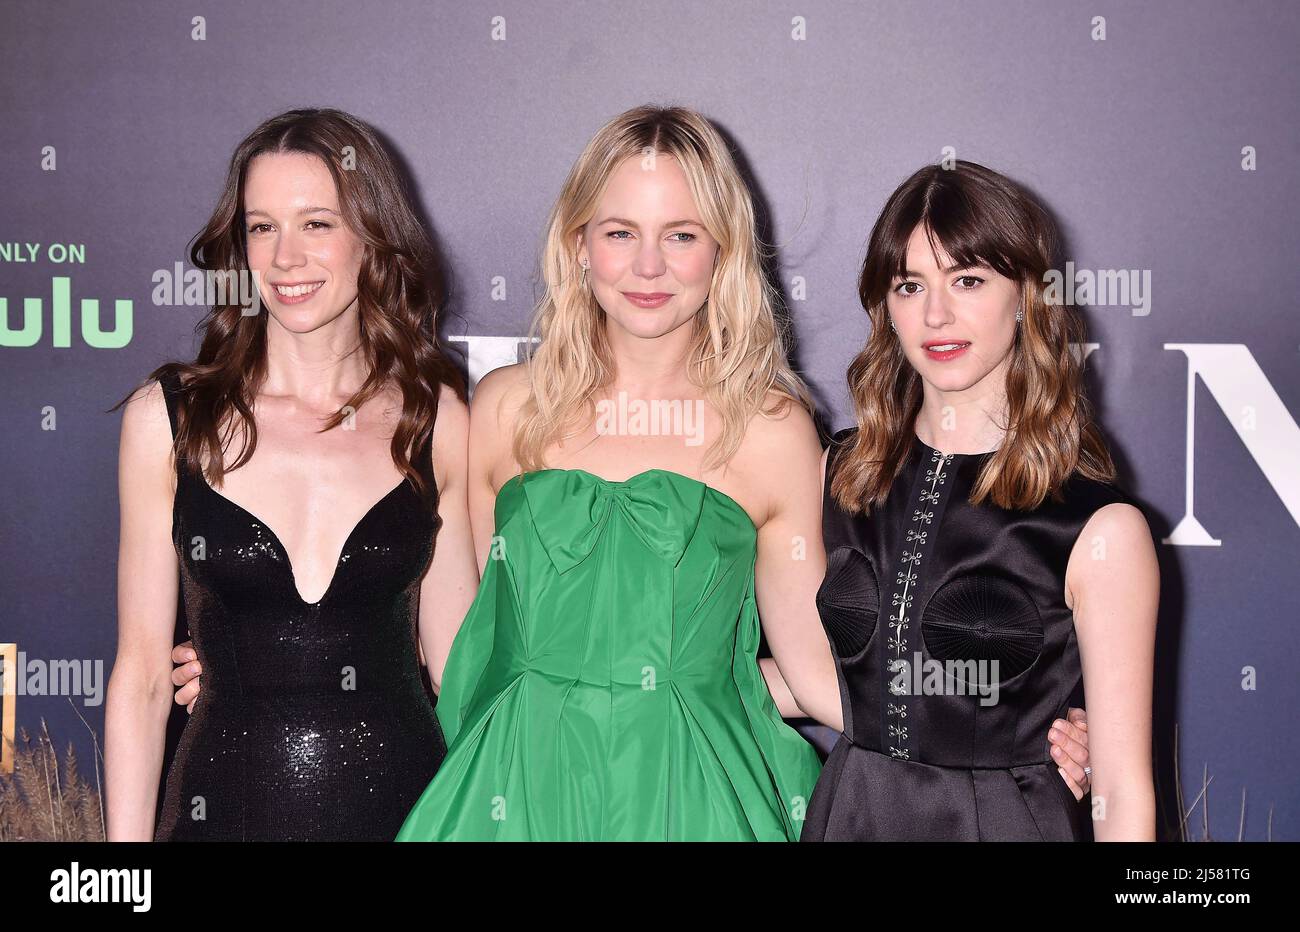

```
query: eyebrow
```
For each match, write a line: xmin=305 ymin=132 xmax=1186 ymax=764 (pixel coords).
xmin=596 ymin=216 xmax=705 ymax=230
xmin=898 ymin=262 xmax=990 ymax=277
xmin=244 ymin=207 xmax=340 ymax=218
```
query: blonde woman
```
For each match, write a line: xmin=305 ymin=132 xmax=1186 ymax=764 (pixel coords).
xmin=391 ymin=105 xmax=842 ymax=840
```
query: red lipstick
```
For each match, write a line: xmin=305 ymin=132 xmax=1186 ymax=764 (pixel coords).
xmin=922 ymin=339 xmax=971 ymax=362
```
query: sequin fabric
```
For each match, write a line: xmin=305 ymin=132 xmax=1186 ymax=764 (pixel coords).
xmin=153 ymin=371 xmax=446 ymax=841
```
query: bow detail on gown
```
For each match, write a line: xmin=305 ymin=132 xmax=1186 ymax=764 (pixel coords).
xmin=519 ymin=469 xmax=707 ymax=572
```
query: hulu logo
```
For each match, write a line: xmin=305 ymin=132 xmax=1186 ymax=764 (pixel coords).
xmin=1 ymin=276 xmax=132 ymax=348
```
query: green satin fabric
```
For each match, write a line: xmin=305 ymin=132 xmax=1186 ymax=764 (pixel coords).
xmin=395 ymin=468 xmax=822 ymax=841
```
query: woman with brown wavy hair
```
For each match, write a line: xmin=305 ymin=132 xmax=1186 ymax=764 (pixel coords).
xmin=802 ymin=161 xmax=1158 ymax=840
xmin=104 ymin=109 xmax=478 ymax=840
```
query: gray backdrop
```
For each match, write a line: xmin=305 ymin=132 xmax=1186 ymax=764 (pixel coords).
xmin=1 ymin=0 xmax=1297 ymax=841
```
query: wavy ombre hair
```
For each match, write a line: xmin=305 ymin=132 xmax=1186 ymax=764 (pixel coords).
xmin=114 ymin=108 xmax=465 ymax=500
xmin=830 ymin=160 xmax=1116 ymax=514
xmin=513 ymin=105 xmax=812 ymax=473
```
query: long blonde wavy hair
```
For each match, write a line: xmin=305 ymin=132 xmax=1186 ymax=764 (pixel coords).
xmin=831 ymin=160 xmax=1116 ymax=514
xmin=513 ymin=105 xmax=812 ymax=473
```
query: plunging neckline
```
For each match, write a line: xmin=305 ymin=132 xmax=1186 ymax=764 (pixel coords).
xmin=195 ymin=474 xmax=409 ymax=606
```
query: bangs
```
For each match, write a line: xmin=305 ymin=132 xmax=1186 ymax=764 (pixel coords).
xmin=913 ymin=186 xmax=1023 ymax=281
xmin=861 ymin=162 xmax=1049 ymax=308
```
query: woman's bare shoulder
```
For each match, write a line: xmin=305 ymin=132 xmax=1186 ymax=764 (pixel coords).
xmin=469 ymin=362 xmax=531 ymax=431
xmin=120 ymin=376 xmax=172 ymax=440
xmin=744 ymin=391 xmax=820 ymax=461
xmin=119 ymin=375 xmax=176 ymax=490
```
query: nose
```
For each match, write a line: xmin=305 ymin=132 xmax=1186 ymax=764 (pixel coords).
xmin=271 ymin=229 xmax=307 ymax=272
xmin=922 ymin=287 xmax=956 ymax=329
xmin=631 ymin=238 xmax=667 ymax=280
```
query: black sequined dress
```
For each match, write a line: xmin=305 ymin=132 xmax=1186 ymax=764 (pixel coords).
xmin=154 ymin=371 xmax=446 ymax=841
xmin=803 ymin=428 xmax=1133 ymax=841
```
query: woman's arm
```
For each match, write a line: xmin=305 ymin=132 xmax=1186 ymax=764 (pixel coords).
xmin=748 ymin=403 xmax=842 ymax=732
xmin=105 ymin=380 xmax=182 ymax=841
xmin=417 ymin=385 xmax=479 ymax=692
xmin=1067 ymin=501 xmax=1159 ymax=841
xmin=760 ymin=657 xmax=806 ymax=718
xmin=755 ymin=442 xmax=827 ymax=722
xmin=464 ymin=364 xmax=529 ymax=574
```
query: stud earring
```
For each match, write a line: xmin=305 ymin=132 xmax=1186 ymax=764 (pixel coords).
xmin=1016 ymin=309 xmax=1024 ymax=322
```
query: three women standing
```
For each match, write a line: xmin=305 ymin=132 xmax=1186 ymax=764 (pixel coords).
xmin=134 ymin=106 xmax=1134 ymax=842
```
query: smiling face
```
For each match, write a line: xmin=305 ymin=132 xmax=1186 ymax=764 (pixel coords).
xmin=886 ymin=224 xmax=1023 ymax=395
xmin=575 ymin=154 xmax=719 ymax=341
xmin=243 ymin=151 xmax=364 ymax=333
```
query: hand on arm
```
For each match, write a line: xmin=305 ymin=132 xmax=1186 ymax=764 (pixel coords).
xmin=171 ymin=641 xmax=200 ymax=713
xmin=1048 ymin=706 xmax=1092 ymax=799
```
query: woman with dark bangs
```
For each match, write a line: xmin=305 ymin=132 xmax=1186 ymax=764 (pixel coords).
xmin=104 ymin=109 xmax=479 ymax=841
xmin=801 ymin=161 xmax=1158 ymax=840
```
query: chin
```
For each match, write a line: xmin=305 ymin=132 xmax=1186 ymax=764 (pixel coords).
xmin=267 ymin=307 xmax=339 ymax=334
xmin=919 ymin=364 xmax=986 ymax=393
xmin=608 ymin=310 xmax=687 ymax=340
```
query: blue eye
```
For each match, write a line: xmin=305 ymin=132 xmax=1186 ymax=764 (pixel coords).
xmin=607 ymin=230 xmax=633 ymax=240
xmin=669 ymin=232 xmax=696 ymax=242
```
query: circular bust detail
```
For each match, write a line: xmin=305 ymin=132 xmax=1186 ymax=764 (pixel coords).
xmin=921 ymin=574 xmax=1044 ymax=681
xmin=815 ymin=546 xmax=879 ymax=658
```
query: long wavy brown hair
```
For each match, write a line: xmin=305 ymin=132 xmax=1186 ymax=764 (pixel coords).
xmin=113 ymin=108 xmax=465 ymax=499
xmin=830 ymin=160 xmax=1115 ymax=514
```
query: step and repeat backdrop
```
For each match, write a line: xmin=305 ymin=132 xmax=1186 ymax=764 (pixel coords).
xmin=1 ymin=0 xmax=1296 ymax=840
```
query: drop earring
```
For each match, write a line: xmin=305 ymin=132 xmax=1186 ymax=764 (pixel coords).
xmin=580 ymin=259 xmax=589 ymax=288
xmin=1016 ymin=309 xmax=1024 ymax=322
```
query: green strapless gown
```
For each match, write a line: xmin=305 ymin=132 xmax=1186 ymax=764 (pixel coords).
xmin=395 ymin=468 xmax=822 ymax=841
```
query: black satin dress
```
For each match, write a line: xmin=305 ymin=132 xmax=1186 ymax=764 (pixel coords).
xmin=803 ymin=428 xmax=1133 ymax=841
xmin=154 ymin=370 xmax=447 ymax=841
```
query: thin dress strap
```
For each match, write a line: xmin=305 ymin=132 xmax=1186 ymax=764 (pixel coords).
xmin=414 ymin=418 xmax=438 ymax=502
xmin=155 ymin=369 xmax=185 ymax=480
xmin=156 ymin=370 xmax=183 ymax=438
